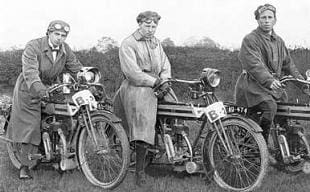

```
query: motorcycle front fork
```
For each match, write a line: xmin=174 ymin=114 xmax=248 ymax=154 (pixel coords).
xmin=81 ymin=106 xmax=109 ymax=154
xmin=213 ymin=120 xmax=235 ymax=157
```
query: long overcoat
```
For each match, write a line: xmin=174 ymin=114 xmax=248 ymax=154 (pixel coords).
xmin=235 ymin=27 xmax=303 ymax=107
xmin=113 ymin=30 xmax=172 ymax=145
xmin=8 ymin=36 xmax=82 ymax=145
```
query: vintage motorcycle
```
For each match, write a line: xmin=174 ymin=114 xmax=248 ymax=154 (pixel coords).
xmin=0 ymin=67 xmax=129 ymax=189
xmin=129 ymin=68 xmax=268 ymax=191
xmin=229 ymin=72 xmax=310 ymax=174
xmin=269 ymin=74 xmax=310 ymax=173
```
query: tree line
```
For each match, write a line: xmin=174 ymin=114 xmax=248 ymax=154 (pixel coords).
xmin=1 ymin=47 xmax=310 ymax=102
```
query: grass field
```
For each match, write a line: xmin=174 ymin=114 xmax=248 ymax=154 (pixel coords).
xmin=1 ymin=85 xmax=310 ymax=192
xmin=1 ymin=139 xmax=310 ymax=192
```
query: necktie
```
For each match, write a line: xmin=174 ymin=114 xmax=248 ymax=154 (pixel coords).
xmin=51 ymin=48 xmax=59 ymax=61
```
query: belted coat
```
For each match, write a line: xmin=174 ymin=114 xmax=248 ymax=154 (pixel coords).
xmin=234 ymin=27 xmax=303 ymax=107
xmin=113 ymin=30 xmax=172 ymax=145
xmin=8 ymin=36 xmax=82 ymax=145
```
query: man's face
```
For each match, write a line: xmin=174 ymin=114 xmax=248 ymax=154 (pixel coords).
xmin=139 ymin=20 xmax=158 ymax=38
xmin=257 ymin=10 xmax=276 ymax=33
xmin=48 ymin=30 xmax=67 ymax=47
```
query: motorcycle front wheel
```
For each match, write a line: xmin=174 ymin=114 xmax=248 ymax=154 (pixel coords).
xmin=203 ymin=118 xmax=268 ymax=192
xmin=77 ymin=113 xmax=130 ymax=189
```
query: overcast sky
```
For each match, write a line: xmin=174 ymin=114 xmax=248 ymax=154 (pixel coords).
xmin=1 ymin=0 xmax=310 ymax=50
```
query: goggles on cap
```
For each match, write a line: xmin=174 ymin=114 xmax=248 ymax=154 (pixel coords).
xmin=142 ymin=18 xmax=159 ymax=24
xmin=257 ymin=4 xmax=276 ymax=14
xmin=49 ymin=23 xmax=70 ymax=33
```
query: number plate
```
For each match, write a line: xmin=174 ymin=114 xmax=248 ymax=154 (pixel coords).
xmin=72 ymin=90 xmax=97 ymax=111
xmin=205 ymin=102 xmax=227 ymax=123
xmin=191 ymin=102 xmax=227 ymax=122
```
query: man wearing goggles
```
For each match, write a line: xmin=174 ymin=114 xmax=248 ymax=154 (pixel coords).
xmin=235 ymin=4 xmax=304 ymax=163
xmin=7 ymin=20 xmax=82 ymax=179
xmin=113 ymin=11 xmax=176 ymax=187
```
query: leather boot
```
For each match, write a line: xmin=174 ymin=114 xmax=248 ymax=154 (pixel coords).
xmin=19 ymin=166 xmax=32 ymax=179
xmin=260 ymin=117 xmax=272 ymax=143
xmin=135 ymin=141 xmax=147 ymax=186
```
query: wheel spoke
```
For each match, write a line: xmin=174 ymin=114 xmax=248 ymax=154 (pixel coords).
xmin=78 ymin=116 xmax=129 ymax=188
xmin=206 ymin=119 xmax=266 ymax=190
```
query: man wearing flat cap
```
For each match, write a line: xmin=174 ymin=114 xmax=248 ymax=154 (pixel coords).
xmin=234 ymin=4 xmax=305 ymax=161
xmin=113 ymin=11 xmax=175 ymax=186
xmin=7 ymin=20 xmax=82 ymax=179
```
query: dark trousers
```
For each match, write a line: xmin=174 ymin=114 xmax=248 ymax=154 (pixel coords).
xmin=135 ymin=141 xmax=148 ymax=173
xmin=20 ymin=143 xmax=38 ymax=168
xmin=247 ymin=100 xmax=277 ymax=142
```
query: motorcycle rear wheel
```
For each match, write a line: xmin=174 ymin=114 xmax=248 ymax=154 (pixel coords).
xmin=5 ymin=114 xmax=37 ymax=170
xmin=77 ymin=113 xmax=129 ymax=189
xmin=6 ymin=137 xmax=38 ymax=170
xmin=7 ymin=141 xmax=23 ymax=169
xmin=203 ymin=118 xmax=268 ymax=192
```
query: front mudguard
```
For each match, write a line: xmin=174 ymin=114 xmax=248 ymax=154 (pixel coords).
xmin=222 ymin=114 xmax=263 ymax=133
xmin=74 ymin=109 xmax=122 ymax=144
xmin=91 ymin=110 xmax=122 ymax=123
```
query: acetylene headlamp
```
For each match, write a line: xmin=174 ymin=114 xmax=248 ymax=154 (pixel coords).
xmin=77 ymin=67 xmax=101 ymax=84
xmin=200 ymin=68 xmax=221 ymax=87
xmin=306 ymin=69 xmax=310 ymax=81
xmin=62 ymin=73 xmax=73 ymax=94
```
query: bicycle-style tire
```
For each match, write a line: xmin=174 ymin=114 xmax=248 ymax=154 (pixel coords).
xmin=77 ymin=112 xmax=130 ymax=189
xmin=203 ymin=118 xmax=268 ymax=191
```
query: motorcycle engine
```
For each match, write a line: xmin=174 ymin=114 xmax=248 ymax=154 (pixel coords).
xmin=41 ymin=115 xmax=73 ymax=140
xmin=286 ymin=120 xmax=305 ymax=135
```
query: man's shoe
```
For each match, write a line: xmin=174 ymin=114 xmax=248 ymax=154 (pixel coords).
xmin=135 ymin=171 xmax=147 ymax=187
xmin=19 ymin=166 xmax=32 ymax=180
xmin=268 ymin=150 xmax=278 ymax=165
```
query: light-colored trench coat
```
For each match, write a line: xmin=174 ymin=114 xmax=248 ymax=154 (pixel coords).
xmin=113 ymin=30 xmax=172 ymax=145
xmin=8 ymin=36 xmax=82 ymax=145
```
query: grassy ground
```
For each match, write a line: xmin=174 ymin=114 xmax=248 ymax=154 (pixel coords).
xmin=1 ymin=139 xmax=310 ymax=192
xmin=1 ymin=85 xmax=310 ymax=192
xmin=1 ymin=119 xmax=310 ymax=192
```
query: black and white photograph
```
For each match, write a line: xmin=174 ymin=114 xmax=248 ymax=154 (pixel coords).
xmin=1 ymin=0 xmax=310 ymax=191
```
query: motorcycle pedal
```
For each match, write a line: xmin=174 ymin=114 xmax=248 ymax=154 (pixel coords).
xmin=147 ymin=148 xmax=160 ymax=154
xmin=28 ymin=153 xmax=44 ymax=160
xmin=173 ymin=165 xmax=186 ymax=172
xmin=302 ymin=161 xmax=310 ymax=174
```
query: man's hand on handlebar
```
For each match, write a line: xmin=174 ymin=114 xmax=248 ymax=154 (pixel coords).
xmin=270 ymin=79 xmax=283 ymax=90
xmin=39 ymin=89 xmax=49 ymax=100
xmin=153 ymin=78 xmax=171 ymax=99
xmin=302 ymin=85 xmax=310 ymax=96
xmin=30 ymin=89 xmax=49 ymax=104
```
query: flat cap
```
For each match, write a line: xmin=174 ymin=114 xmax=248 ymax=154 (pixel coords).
xmin=136 ymin=11 xmax=161 ymax=24
xmin=254 ymin=4 xmax=276 ymax=20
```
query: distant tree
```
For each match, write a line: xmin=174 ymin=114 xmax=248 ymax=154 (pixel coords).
xmin=161 ymin=38 xmax=175 ymax=47
xmin=95 ymin=36 xmax=119 ymax=53
xmin=183 ymin=36 xmax=219 ymax=48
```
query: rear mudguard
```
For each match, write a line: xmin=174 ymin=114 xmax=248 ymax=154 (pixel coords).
xmin=221 ymin=114 xmax=263 ymax=133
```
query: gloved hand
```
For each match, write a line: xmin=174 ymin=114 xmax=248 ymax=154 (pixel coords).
xmin=302 ymin=84 xmax=310 ymax=96
xmin=154 ymin=79 xmax=171 ymax=99
xmin=30 ymin=82 xmax=49 ymax=103
xmin=38 ymin=89 xmax=49 ymax=100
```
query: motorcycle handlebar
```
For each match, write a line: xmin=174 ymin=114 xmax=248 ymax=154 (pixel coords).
xmin=279 ymin=75 xmax=310 ymax=85
xmin=153 ymin=78 xmax=201 ymax=92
